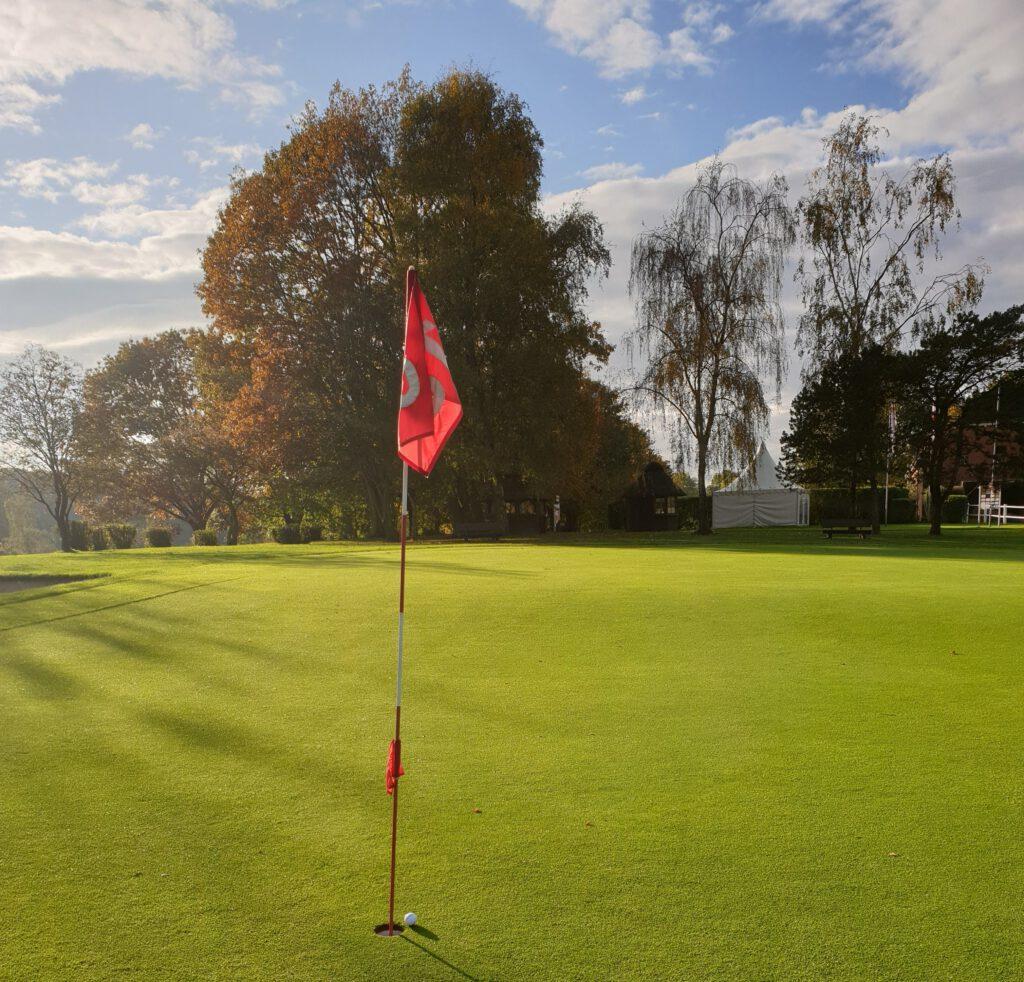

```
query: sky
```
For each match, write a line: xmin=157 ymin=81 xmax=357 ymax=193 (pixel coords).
xmin=1 ymin=0 xmax=1022 ymax=456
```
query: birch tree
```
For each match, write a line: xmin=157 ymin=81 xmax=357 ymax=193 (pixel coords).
xmin=629 ymin=158 xmax=795 ymax=533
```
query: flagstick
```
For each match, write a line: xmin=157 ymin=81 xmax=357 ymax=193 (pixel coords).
xmin=386 ymin=461 xmax=409 ymax=935
xmin=386 ymin=271 xmax=416 ymax=937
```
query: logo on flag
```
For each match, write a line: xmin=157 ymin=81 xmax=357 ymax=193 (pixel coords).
xmin=397 ymin=269 xmax=462 ymax=475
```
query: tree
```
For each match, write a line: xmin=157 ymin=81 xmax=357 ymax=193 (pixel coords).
xmin=672 ymin=469 xmax=698 ymax=496
xmin=797 ymin=113 xmax=985 ymax=365
xmin=199 ymin=68 xmax=611 ymax=536
xmin=893 ymin=306 xmax=1024 ymax=535
xmin=395 ymin=72 xmax=610 ymax=522
xmin=779 ymin=345 xmax=897 ymax=528
xmin=963 ymin=370 xmax=1024 ymax=490
xmin=78 ymin=330 xmax=251 ymax=533
xmin=0 ymin=346 xmax=83 ymax=551
xmin=628 ymin=158 xmax=795 ymax=534
xmin=708 ymin=469 xmax=739 ymax=490
xmin=550 ymin=379 xmax=653 ymax=530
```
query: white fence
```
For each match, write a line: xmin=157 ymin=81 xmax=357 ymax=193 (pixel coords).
xmin=966 ymin=503 xmax=1024 ymax=525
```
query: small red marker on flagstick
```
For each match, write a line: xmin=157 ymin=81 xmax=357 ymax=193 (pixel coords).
xmin=375 ymin=268 xmax=461 ymax=938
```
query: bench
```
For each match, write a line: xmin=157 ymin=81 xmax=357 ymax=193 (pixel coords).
xmin=452 ymin=521 xmax=504 ymax=542
xmin=822 ymin=517 xmax=873 ymax=539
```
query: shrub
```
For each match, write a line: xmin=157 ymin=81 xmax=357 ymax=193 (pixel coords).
xmin=676 ymin=497 xmax=700 ymax=530
xmin=272 ymin=524 xmax=302 ymax=544
xmin=193 ymin=528 xmax=219 ymax=546
xmin=942 ymin=494 xmax=968 ymax=524
xmin=884 ymin=498 xmax=918 ymax=524
xmin=239 ymin=529 xmax=267 ymax=545
xmin=301 ymin=525 xmax=323 ymax=543
xmin=69 ymin=520 xmax=90 ymax=551
xmin=89 ymin=527 xmax=109 ymax=551
xmin=104 ymin=523 xmax=137 ymax=549
xmin=146 ymin=526 xmax=174 ymax=548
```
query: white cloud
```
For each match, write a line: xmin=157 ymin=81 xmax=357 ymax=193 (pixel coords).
xmin=0 ymin=188 xmax=227 ymax=282
xmin=754 ymin=0 xmax=849 ymax=25
xmin=74 ymin=188 xmax=226 ymax=241
xmin=509 ymin=0 xmax=732 ymax=77
xmin=596 ymin=123 xmax=622 ymax=137
xmin=549 ymin=0 xmax=1024 ymax=452
xmin=620 ymin=85 xmax=648 ymax=104
xmin=1 ymin=156 xmax=178 ymax=210
xmin=2 ymin=157 xmax=118 ymax=203
xmin=184 ymin=137 xmax=262 ymax=171
xmin=124 ymin=123 xmax=162 ymax=150
xmin=579 ymin=161 xmax=645 ymax=180
xmin=0 ymin=0 xmax=285 ymax=131
xmin=0 ymin=82 xmax=61 ymax=132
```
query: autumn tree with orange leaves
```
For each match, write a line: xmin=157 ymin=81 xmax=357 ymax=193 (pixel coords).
xmin=198 ymin=68 xmax=623 ymax=537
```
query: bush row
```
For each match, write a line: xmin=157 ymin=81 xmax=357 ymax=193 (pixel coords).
xmin=942 ymin=494 xmax=968 ymax=524
xmin=271 ymin=524 xmax=323 ymax=544
xmin=70 ymin=521 xmax=138 ymax=551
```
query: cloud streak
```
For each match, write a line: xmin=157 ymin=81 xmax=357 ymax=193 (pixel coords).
xmin=0 ymin=0 xmax=285 ymax=131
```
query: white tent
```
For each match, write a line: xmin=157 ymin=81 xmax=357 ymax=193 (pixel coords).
xmin=712 ymin=444 xmax=810 ymax=529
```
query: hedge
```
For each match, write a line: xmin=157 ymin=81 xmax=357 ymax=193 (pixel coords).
xmin=272 ymin=524 xmax=303 ymax=544
xmin=146 ymin=526 xmax=174 ymax=548
xmin=69 ymin=520 xmax=90 ymax=552
xmin=104 ymin=524 xmax=137 ymax=549
xmin=193 ymin=529 xmax=219 ymax=546
xmin=942 ymin=494 xmax=968 ymax=524
xmin=882 ymin=498 xmax=917 ymax=524
xmin=89 ymin=527 xmax=109 ymax=551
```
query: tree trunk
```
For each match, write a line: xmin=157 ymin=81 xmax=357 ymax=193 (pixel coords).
xmin=226 ymin=504 xmax=240 ymax=545
xmin=696 ymin=444 xmax=712 ymax=535
xmin=365 ymin=479 xmax=391 ymax=540
xmin=869 ymin=474 xmax=880 ymax=534
xmin=57 ymin=515 xmax=73 ymax=552
xmin=928 ymin=481 xmax=944 ymax=536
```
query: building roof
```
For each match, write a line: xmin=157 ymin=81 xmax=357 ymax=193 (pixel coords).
xmin=630 ymin=460 xmax=677 ymax=498
xmin=716 ymin=444 xmax=804 ymax=494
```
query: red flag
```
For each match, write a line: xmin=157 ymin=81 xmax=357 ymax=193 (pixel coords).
xmin=385 ymin=739 xmax=404 ymax=795
xmin=397 ymin=269 xmax=462 ymax=475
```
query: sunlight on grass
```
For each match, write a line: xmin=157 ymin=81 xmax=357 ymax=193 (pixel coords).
xmin=1 ymin=527 xmax=1022 ymax=979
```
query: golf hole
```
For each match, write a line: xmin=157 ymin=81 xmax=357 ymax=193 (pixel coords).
xmin=373 ymin=923 xmax=405 ymax=937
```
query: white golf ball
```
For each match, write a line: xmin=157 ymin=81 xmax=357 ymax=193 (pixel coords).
xmin=403 ymin=912 xmax=417 ymax=927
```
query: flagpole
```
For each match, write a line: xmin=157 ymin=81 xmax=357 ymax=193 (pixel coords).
xmin=384 ymin=267 xmax=415 ymax=937
xmin=386 ymin=459 xmax=409 ymax=935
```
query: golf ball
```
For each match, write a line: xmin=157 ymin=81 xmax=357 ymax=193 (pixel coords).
xmin=403 ymin=912 xmax=417 ymax=927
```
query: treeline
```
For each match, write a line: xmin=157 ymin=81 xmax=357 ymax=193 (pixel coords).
xmin=0 ymin=70 xmax=653 ymax=552
xmin=780 ymin=313 xmax=1024 ymax=534
xmin=627 ymin=113 xmax=1022 ymax=534
xmin=2 ymin=72 xmax=1022 ymax=552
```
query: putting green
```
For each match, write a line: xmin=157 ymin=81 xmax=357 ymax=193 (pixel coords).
xmin=2 ymin=527 xmax=1022 ymax=980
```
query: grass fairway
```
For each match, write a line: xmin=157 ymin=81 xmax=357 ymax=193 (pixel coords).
xmin=2 ymin=527 xmax=1022 ymax=980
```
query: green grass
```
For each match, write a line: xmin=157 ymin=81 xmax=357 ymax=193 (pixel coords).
xmin=2 ymin=526 xmax=1022 ymax=980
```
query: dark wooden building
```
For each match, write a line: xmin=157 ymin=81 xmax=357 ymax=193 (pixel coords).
xmin=610 ymin=461 xmax=679 ymax=531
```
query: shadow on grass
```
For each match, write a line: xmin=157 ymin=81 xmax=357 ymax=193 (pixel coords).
xmin=401 ymin=933 xmax=481 ymax=980
xmin=1 ymin=654 xmax=87 ymax=700
xmin=0 ymin=574 xmax=112 ymax=609
xmin=141 ymin=708 xmax=267 ymax=759
xmin=145 ymin=545 xmax=532 ymax=578
xmin=528 ymin=526 xmax=1024 ymax=565
xmin=0 ymin=575 xmax=248 ymax=634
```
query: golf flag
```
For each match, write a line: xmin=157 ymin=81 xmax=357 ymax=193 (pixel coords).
xmin=397 ymin=269 xmax=462 ymax=475
xmin=385 ymin=739 xmax=404 ymax=796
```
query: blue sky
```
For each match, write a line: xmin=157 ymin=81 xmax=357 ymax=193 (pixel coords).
xmin=1 ymin=0 xmax=1022 ymax=449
